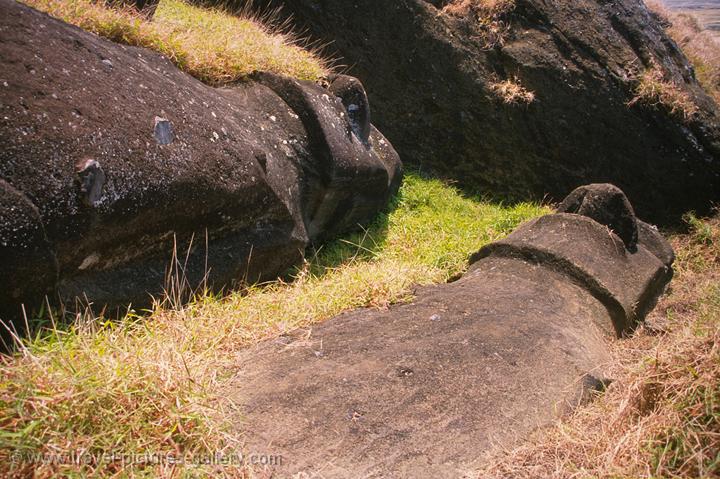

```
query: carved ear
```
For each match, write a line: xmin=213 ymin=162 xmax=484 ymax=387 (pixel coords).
xmin=328 ymin=74 xmax=372 ymax=145
xmin=558 ymin=184 xmax=639 ymax=251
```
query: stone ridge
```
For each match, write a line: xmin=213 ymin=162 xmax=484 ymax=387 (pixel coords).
xmin=471 ymin=213 xmax=673 ymax=336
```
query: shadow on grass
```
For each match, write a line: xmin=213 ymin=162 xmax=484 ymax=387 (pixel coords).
xmin=306 ymin=194 xmax=397 ymax=275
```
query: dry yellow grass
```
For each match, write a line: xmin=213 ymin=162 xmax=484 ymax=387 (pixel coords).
xmin=629 ymin=63 xmax=700 ymax=120
xmin=21 ymin=0 xmax=328 ymax=83
xmin=443 ymin=0 xmax=514 ymax=16
xmin=477 ymin=213 xmax=720 ymax=478
xmin=442 ymin=0 xmax=515 ymax=48
xmin=669 ymin=18 xmax=720 ymax=104
xmin=491 ymin=78 xmax=536 ymax=104
xmin=647 ymin=1 xmax=720 ymax=104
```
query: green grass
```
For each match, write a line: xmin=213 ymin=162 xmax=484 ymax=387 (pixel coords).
xmin=21 ymin=0 xmax=328 ymax=83
xmin=0 ymin=173 xmax=548 ymax=477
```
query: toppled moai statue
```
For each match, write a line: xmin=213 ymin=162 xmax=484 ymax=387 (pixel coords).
xmin=232 ymin=184 xmax=673 ymax=478
xmin=0 ymin=0 xmax=401 ymax=336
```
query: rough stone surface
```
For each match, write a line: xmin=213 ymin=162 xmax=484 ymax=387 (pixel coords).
xmin=250 ymin=71 xmax=402 ymax=242
xmin=328 ymin=74 xmax=372 ymax=144
xmin=232 ymin=185 xmax=674 ymax=478
xmin=244 ymin=0 xmax=720 ymax=222
xmin=471 ymin=213 xmax=672 ymax=336
xmin=0 ymin=179 xmax=58 ymax=336
xmin=638 ymin=219 xmax=677 ymax=267
xmin=0 ymin=0 xmax=401 ymax=327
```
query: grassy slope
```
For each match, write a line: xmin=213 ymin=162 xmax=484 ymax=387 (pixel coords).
xmin=0 ymin=174 xmax=548 ymax=477
xmin=478 ymin=214 xmax=720 ymax=478
xmin=21 ymin=0 xmax=328 ymax=83
xmin=666 ymin=13 xmax=720 ymax=105
xmin=647 ymin=1 xmax=720 ymax=105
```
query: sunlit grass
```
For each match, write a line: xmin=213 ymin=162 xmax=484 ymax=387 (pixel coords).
xmin=629 ymin=64 xmax=700 ymax=120
xmin=21 ymin=0 xmax=328 ymax=83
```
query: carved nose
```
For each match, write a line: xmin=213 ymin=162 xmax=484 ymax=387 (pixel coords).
xmin=329 ymin=74 xmax=372 ymax=145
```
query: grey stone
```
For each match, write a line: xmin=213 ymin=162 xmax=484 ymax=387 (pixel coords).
xmin=558 ymin=183 xmax=639 ymax=250
xmin=470 ymin=212 xmax=673 ymax=336
xmin=153 ymin=117 xmax=174 ymax=145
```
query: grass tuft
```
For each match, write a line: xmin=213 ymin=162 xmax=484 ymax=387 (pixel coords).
xmin=0 ymin=174 xmax=547 ymax=477
xmin=21 ymin=0 xmax=329 ymax=83
xmin=443 ymin=0 xmax=514 ymax=18
xmin=491 ymin=77 xmax=536 ymax=104
xmin=442 ymin=0 xmax=515 ymax=49
xmin=629 ymin=63 xmax=700 ymax=120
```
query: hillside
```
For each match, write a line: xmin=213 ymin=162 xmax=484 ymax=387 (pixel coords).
xmin=653 ymin=0 xmax=720 ymax=104
xmin=245 ymin=0 xmax=720 ymax=222
xmin=666 ymin=0 xmax=720 ymax=37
